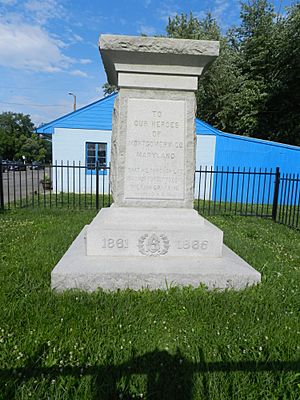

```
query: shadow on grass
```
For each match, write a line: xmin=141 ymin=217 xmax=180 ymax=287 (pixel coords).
xmin=1 ymin=345 xmax=299 ymax=399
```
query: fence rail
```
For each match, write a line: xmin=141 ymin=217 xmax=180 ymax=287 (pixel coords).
xmin=0 ymin=161 xmax=111 ymax=211
xmin=194 ymin=166 xmax=279 ymax=219
xmin=0 ymin=160 xmax=299 ymax=230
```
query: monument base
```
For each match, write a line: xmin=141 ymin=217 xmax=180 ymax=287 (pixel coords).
xmin=51 ymin=207 xmax=261 ymax=291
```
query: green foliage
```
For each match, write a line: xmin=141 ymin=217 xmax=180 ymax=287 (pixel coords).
xmin=102 ymin=82 xmax=118 ymax=96
xmin=166 ymin=2 xmax=300 ymax=145
xmin=0 ymin=112 xmax=33 ymax=160
xmin=40 ymin=174 xmax=51 ymax=184
xmin=166 ymin=12 xmax=221 ymax=40
xmin=0 ymin=209 xmax=299 ymax=398
xmin=257 ymin=4 xmax=300 ymax=145
xmin=0 ymin=112 xmax=51 ymax=162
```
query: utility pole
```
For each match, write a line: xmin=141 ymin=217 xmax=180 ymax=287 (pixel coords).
xmin=68 ymin=92 xmax=77 ymax=111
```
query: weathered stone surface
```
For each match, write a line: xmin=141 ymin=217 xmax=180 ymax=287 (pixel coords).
xmin=124 ymin=98 xmax=185 ymax=201
xmin=86 ymin=207 xmax=223 ymax=258
xmin=100 ymin=35 xmax=219 ymax=55
xmin=52 ymin=227 xmax=261 ymax=292
xmin=111 ymin=89 xmax=196 ymax=208
xmin=51 ymin=34 xmax=261 ymax=292
xmin=99 ymin=35 xmax=220 ymax=86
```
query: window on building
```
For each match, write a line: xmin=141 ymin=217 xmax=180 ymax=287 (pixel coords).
xmin=86 ymin=142 xmax=107 ymax=174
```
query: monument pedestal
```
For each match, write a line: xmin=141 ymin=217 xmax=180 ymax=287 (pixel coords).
xmin=51 ymin=206 xmax=261 ymax=291
xmin=86 ymin=207 xmax=223 ymax=258
xmin=51 ymin=34 xmax=261 ymax=292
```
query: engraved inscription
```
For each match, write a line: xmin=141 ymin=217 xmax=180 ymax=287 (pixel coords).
xmin=176 ymin=240 xmax=208 ymax=250
xmin=138 ymin=233 xmax=170 ymax=256
xmin=124 ymin=98 xmax=185 ymax=200
xmin=102 ymin=238 xmax=129 ymax=249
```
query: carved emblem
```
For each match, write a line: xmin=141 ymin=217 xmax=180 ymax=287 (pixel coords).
xmin=138 ymin=233 xmax=170 ymax=256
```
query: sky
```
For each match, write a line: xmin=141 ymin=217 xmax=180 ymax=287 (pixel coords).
xmin=0 ymin=0 xmax=294 ymax=127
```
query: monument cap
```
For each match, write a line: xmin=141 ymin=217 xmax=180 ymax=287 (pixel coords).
xmin=99 ymin=34 xmax=219 ymax=88
xmin=51 ymin=33 xmax=260 ymax=292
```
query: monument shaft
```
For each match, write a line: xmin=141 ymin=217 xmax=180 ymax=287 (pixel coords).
xmin=50 ymin=35 xmax=261 ymax=291
xmin=100 ymin=35 xmax=219 ymax=209
xmin=111 ymin=90 xmax=196 ymax=208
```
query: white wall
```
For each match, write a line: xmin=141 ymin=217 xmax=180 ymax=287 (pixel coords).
xmin=195 ymin=135 xmax=216 ymax=199
xmin=51 ymin=129 xmax=216 ymax=197
xmin=52 ymin=128 xmax=112 ymax=194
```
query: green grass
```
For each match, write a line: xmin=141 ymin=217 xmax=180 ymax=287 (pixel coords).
xmin=5 ymin=192 xmax=299 ymax=230
xmin=5 ymin=193 xmax=112 ymax=210
xmin=0 ymin=208 xmax=299 ymax=399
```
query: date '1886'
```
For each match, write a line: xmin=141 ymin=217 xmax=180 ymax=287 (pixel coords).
xmin=176 ymin=240 xmax=208 ymax=250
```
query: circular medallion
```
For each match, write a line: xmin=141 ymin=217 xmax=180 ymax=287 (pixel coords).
xmin=138 ymin=233 xmax=170 ymax=256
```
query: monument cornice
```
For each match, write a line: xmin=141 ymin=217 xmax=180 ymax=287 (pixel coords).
xmin=99 ymin=34 xmax=220 ymax=88
xmin=50 ymin=33 xmax=260 ymax=292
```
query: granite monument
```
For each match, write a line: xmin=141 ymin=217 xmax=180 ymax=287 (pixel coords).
xmin=51 ymin=35 xmax=261 ymax=291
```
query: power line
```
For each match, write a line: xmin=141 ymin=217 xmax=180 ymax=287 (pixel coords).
xmin=0 ymin=85 xmax=101 ymax=94
xmin=0 ymin=101 xmax=69 ymax=108
xmin=0 ymin=85 xmax=69 ymax=91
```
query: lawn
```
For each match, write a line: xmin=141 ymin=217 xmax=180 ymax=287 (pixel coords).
xmin=0 ymin=208 xmax=299 ymax=399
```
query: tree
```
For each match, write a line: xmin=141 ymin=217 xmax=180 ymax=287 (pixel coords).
xmin=166 ymin=3 xmax=300 ymax=146
xmin=0 ymin=112 xmax=51 ymax=161
xmin=102 ymin=82 xmax=118 ymax=96
xmin=166 ymin=13 xmax=245 ymax=133
xmin=257 ymin=4 xmax=300 ymax=145
xmin=233 ymin=1 xmax=300 ymax=144
xmin=237 ymin=0 xmax=276 ymax=77
xmin=166 ymin=12 xmax=221 ymax=40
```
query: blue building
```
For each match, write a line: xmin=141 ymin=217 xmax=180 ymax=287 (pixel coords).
xmin=37 ymin=93 xmax=300 ymax=196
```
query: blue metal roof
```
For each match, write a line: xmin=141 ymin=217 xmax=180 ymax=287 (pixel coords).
xmin=36 ymin=93 xmax=300 ymax=155
xmin=196 ymin=119 xmax=300 ymax=152
xmin=38 ymin=97 xmax=219 ymax=136
xmin=36 ymin=93 xmax=116 ymax=134
xmin=195 ymin=119 xmax=219 ymax=135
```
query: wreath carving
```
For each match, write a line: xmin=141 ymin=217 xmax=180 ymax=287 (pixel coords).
xmin=138 ymin=233 xmax=170 ymax=256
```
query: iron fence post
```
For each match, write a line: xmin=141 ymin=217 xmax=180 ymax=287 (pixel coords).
xmin=272 ymin=167 xmax=280 ymax=221
xmin=96 ymin=160 xmax=99 ymax=210
xmin=0 ymin=158 xmax=4 ymax=210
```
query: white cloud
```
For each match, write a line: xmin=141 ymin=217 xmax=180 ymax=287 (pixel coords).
xmin=70 ymin=69 xmax=88 ymax=78
xmin=193 ymin=11 xmax=206 ymax=20
xmin=30 ymin=101 xmax=70 ymax=125
xmin=79 ymin=58 xmax=92 ymax=65
xmin=213 ymin=0 xmax=230 ymax=20
xmin=0 ymin=21 xmax=74 ymax=72
xmin=72 ymin=33 xmax=83 ymax=42
xmin=138 ymin=24 xmax=156 ymax=36
xmin=24 ymin=0 xmax=66 ymax=25
xmin=0 ymin=93 xmax=71 ymax=125
xmin=158 ymin=2 xmax=180 ymax=23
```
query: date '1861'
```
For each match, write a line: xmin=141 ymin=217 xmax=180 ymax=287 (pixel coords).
xmin=102 ymin=238 xmax=129 ymax=249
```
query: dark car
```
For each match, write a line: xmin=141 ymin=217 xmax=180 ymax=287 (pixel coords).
xmin=1 ymin=160 xmax=13 ymax=172
xmin=29 ymin=161 xmax=45 ymax=170
xmin=9 ymin=161 xmax=27 ymax=171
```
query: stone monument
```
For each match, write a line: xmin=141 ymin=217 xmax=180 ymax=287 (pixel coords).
xmin=51 ymin=35 xmax=261 ymax=291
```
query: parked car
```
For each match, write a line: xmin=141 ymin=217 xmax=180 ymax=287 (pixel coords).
xmin=1 ymin=160 xmax=13 ymax=172
xmin=29 ymin=161 xmax=45 ymax=170
xmin=9 ymin=161 xmax=27 ymax=171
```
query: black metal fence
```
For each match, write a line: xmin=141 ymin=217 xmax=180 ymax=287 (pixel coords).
xmin=194 ymin=167 xmax=279 ymax=218
xmin=0 ymin=160 xmax=299 ymax=230
xmin=0 ymin=161 xmax=111 ymax=211
xmin=277 ymin=172 xmax=300 ymax=228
